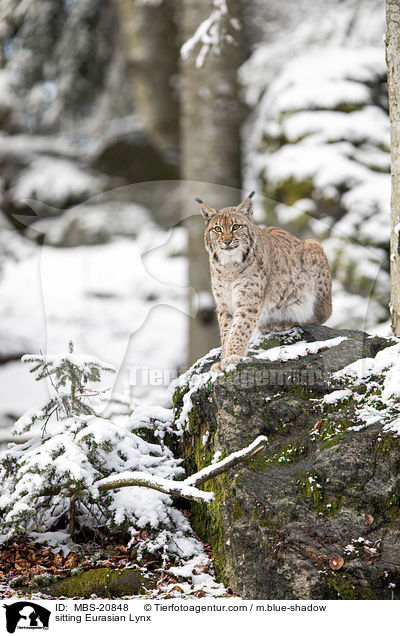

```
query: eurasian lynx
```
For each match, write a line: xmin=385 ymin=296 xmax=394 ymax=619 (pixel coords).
xmin=196 ymin=192 xmax=332 ymax=371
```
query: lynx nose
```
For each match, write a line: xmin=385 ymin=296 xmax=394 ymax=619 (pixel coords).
xmin=224 ymin=239 xmax=232 ymax=245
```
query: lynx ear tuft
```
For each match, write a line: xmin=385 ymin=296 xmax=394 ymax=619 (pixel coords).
xmin=236 ymin=193 xmax=254 ymax=218
xmin=195 ymin=198 xmax=217 ymax=223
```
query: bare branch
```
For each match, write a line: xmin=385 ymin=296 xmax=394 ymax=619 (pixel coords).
xmin=69 ymin=495 xmax=76 ymax=538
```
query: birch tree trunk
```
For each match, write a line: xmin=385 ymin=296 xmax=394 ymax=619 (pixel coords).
xmin=180 ymin=0 xmax=243 ymax=364
xmin=386 ymin=0 xmax=400 ymax=335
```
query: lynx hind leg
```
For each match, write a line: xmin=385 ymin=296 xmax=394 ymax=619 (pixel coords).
xmin=278 ymin=322 xmax=296 ymax=331
xmin=267 ymin=322 xmax=294 ymax=332
xmin=302 ymin=239 xmax=332 ymax=324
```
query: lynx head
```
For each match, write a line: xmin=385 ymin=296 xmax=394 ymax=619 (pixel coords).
xmin=196 ymin=192 xmax=255 ymax=265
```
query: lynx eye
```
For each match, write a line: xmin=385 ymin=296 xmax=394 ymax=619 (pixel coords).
xmin=232 ymin=224 xmax=241 ymax=231
xmin=213 ymin=226 xmax=222 ymax=232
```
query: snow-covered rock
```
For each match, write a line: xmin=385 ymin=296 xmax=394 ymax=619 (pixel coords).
xmin=174 ymin=324 xmax=400 ymax=599
xmin=30 ymin=200 xmax=153 ymax=246
xmin=12 ymin=157 xmax=106 ymax=208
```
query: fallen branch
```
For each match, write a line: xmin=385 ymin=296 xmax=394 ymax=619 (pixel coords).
xmin=96 ymin=472 xmax=214 ymax=504
xmin=95 ymin=435 xmax=268 ymax=502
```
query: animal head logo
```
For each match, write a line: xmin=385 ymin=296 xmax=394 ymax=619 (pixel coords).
xmin=3 ymin=602 xmax=50 ymax=634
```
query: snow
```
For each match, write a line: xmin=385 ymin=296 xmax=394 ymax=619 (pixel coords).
xmin=29 ymin=531 xmax=73 ymax=556
xmin=184 ymin=436 xmax=268 ymax=486
xmin=322 ymin=389 xmax=353 ymax=404
xmin=330 ymin=342 xmax=400 ymax=432
xmin=258 ymin=47 xmax=385 ymax=116
xmin=282 ymin=107 xmax=389 ymax=147
xmin=166 ymin=555 xmax=227 ymax=597
xmin=211 ymin=450 xmax=222 ymax=464
xmin=0 ymin=331 xmax=32 ymax=360
xmin=0 ymin=223 xmax=188 ymax=421
xmin=172 ymin=334 xmax=347 ymax=430
xmin=13 ymin=405 xmax=46 ymax=436
xmin=254 ymin=336 xmax=347 ymax=362
xmin=0 ymin=361 xmax=48 ymax=423
xmin=96 ymin=471 xmax=214 ymax=504
xmin=180 ymin=0 xmax=232 ymax=69
xmin=129 ymin=404 xmax=175 ymax=442
xmin=31 ymin=200 xmax=153 ymax=246
xmin=12 ymin=157 xmax=106 ymax=207
xmin=334 ymin=343 xmax=400 ymax=398
xmin=240 ymin=0 xmax=386 ymax=107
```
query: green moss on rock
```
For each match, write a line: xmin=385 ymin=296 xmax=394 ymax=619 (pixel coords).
xmin=30 ymin=572 xmax=60 ymax=589
xmin=299 ymin=471 xmax=343 ymax=516
xmin=319 ymin=418 xmax=352 ymax=448
xmin=43 ymin=567 xmax=155 ymax=598
xmin=324 ymin=572 xmax=374 ymax=600
xmin=247 ymin=440 xmax=306 ymax=471
xmin=190 ymin=473 xmax=230 ymax=580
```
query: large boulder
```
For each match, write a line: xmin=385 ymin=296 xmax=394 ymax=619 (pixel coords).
xmin=174 ymin=324 xmax=400 ymax=599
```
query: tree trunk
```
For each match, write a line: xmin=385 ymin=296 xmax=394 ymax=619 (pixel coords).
xmin=180 ymin=0 xmax=244 ymax=364
xmin=116 ymin=0 xmax=179 ymax=155
xmin=386 ymin=0 xmax=400 ymax=335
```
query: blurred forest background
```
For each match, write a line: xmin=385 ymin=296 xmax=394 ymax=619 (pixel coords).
xmin=0 ymin=0 xmax=391 ymax=434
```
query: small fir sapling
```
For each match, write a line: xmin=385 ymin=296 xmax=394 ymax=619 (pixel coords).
xmin=0 ymin=343 xmax=183 ymax=545
xmin=0 ymin=342 xmax=116 ymax=538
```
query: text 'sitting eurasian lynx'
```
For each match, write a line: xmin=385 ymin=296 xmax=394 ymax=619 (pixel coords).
xmin=197 ymin=192 xmax=332 ymax=371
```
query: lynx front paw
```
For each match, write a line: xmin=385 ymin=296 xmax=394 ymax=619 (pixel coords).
xmin=211 ymin=360 xmax=223 ymax=372
xmin=221 ymin=354 xmax=243 ymax=370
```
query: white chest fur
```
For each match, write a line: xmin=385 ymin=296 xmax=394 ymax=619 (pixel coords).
xmin=258 ymin=288 xmax=316 ymax=328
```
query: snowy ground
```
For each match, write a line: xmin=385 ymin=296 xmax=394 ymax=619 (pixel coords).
xmin=0 ymin=208 xmax=189 ymax=435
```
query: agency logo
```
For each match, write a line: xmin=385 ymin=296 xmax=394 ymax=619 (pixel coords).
xmin=3 ymin=602 xmax=50 ymax=634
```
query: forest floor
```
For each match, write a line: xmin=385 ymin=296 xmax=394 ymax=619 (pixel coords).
xmin=0 ymin=532 xmax=232 ymax=600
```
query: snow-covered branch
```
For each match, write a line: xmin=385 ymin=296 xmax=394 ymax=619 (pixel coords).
xmin=183 ymin=435 xmax=268 ymax=487
xmin=95 ymin=435 xmax=268 ymax=502
xmin=96 ymin=471 xmax=214 ymax=504
xmin=181 ymin=0 xmax=240 ymax=69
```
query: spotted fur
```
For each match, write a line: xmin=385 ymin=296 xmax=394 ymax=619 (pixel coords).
xmin=198 ymin=194 xmax=332 ymax=370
